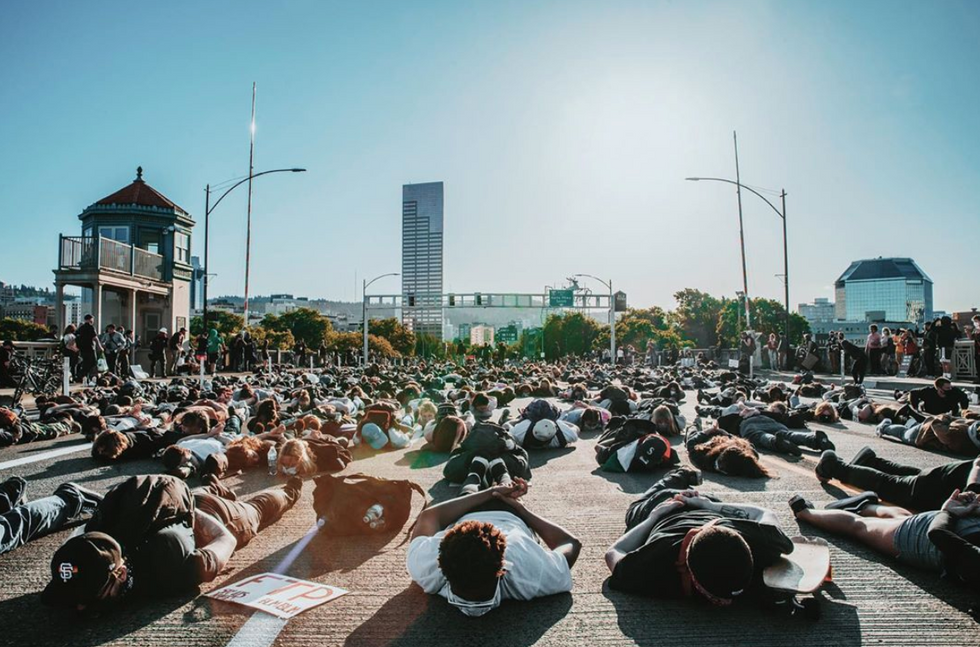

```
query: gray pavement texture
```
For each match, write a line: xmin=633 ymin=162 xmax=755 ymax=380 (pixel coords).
xmin=1 ymin=384 xmax=978 ymax=647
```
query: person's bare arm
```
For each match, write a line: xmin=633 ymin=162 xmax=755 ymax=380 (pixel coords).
xmin=605 ymin=498 xmax=685 ymax=572
xmin=489 ymin=488 xmax=582 ymax=567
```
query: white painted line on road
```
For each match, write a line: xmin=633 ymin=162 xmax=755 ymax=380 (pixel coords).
xmin=0 ymin=442 xmax=90 ymax=472
xmin=224 ymin=611 xmax=288 ymax=647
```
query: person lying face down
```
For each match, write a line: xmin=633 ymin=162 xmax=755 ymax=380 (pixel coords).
xmin=605 ymin=468 xmax=793 ymax=607
xmin=407 ymin=477 xmax=581 ymax=617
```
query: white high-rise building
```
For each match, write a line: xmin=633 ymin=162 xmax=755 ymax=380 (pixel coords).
xmin=402 ymin=182 xmax=444 ymax=339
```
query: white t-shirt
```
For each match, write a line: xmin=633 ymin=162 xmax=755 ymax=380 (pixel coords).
xmin=406 ymin=511 xmax=572 ymax=605
xmin=178 ymin=436 xmax=226 ymax=461
xmin=509 ymin=419 xmax=580 ymax=448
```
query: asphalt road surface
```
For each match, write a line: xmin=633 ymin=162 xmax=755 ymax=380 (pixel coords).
xmin=1 ymin=389 xmax=977 ymax=647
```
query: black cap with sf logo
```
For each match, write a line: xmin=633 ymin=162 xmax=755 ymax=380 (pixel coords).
xmin=41 ymin=532 xmax=122 ymax=608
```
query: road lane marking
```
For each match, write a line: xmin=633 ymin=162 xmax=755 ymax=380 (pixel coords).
xmin=0 ymin=441 xmax=90 ymax=472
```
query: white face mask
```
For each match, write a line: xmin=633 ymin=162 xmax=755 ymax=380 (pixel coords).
xmin=442 ymin=576 xmax=503 ymax=617
xmin=280 ymin=465 xmax=299 ymax=476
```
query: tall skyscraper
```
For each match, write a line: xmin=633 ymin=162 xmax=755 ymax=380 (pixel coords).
xmin=402 ymin=182 xmax=444 ymax=339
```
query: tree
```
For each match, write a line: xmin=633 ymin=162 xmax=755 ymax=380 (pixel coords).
xmin=260 ymin=308 xmax=333 ymax=348
xmin=247 ymin=327 xmax=295 ymax=351
xmin=190 ymin=311 xmax=244 ymax=337
xmin=0 ymin=318 xmax=51 ymax=342
xmin=672 ymin=289 xmax=723 ymax=348
xmin=368 ymin=318 xmax=416 ymax=355
xmin=716 ymin=297 xmax=810 ymax=348
xmin=325 ymin=331 xmax=397 ymax=358
xmin=414 ymin=333 xmax=447 ymax=359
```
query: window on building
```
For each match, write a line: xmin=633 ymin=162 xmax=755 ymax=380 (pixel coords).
xmin=98 ymin=226 xmax=130 ymax=243
xmin=175 ymin=232 xmax=190 ymax=264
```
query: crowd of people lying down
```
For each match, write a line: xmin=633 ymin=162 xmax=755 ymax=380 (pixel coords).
xmin=1 ymin=353 xmax=978 ymax=618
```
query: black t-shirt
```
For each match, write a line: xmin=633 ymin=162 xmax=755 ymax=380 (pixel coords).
xmin=610 ymin=510 xmax=793 ymax=598
xmin=129 ymin=522 xmax=219 ymax=597
xmin=910 ymin=386 xmax=968 ymax=416
xmin=600 ymin=385 xmax=628 ymax=402
xmin=76 ymin=323 xmax=97 ymax=351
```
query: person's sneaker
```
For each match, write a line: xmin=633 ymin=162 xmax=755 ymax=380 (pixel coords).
xmin=875 ymin=419 xmax=892 ymax=438
xmin=825 ymin=491 xmax=879 ymax=514
xmin=849 ymin=446 xmax=877 ymax=467
xmin=285 ymin=476 xmax=304 ymax=498
xmin=461 ymin=457 xmax=490 ymax=495
xmin=488 ymin=458 xmax=512 ymax=487
xmin=788 ymin=494 xmax=814 ymax=517
xmin=497 ymin=408 xmax=512 ymax=426
xmin=0 ymin=476 xmax=28 ymax=513
xmin=56 ymin=483 xmax=104 ymax=515
xmin=814 ymin=430 xmax=836 ymax=452
xmin=815 ymin=450 xmax=843 ymax=482
xmin=774 ymin=434 xmax=803 ymax=456
xmin=658 ymin=466 xmax=703 ymax=490
xmin=893 ymin=390 xmax=902 ymax=401
xmin=697 ymin=390 xmax=707 ymax=404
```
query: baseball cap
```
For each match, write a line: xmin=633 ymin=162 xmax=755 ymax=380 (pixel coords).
xmin=531 ymin=419 xmax=558 ymax=443
xmin=41 ymin=532 xmax=122 ymax=608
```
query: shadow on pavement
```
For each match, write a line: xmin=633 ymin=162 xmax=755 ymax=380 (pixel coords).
xmin=396 ymin=448 xmax=450 ymax=470
xmin=344 ymin=585 xmax=572 ymax=647
xmin=527 ymin=446 xmax=575 ymax=469
xmin=601 ymin=578 xmax=863 ymax=644
xmin=590 ymin=466 xmax=660 ymax=495
xmin=0 ymin=589 xmax=196 ymax=647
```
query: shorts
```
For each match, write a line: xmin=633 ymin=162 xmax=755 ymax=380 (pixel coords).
xmin=892 ymin=511 xmax=944 ymax=572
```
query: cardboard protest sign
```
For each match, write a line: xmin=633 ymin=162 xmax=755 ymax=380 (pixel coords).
xmin=206 ymin=573 xmax=348 ymax=619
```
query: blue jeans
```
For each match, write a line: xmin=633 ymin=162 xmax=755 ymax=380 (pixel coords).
xmin=880 ymin=422 xmax=921 ymax=446
xmin=0 ymin=484 xmax=85 ymax=555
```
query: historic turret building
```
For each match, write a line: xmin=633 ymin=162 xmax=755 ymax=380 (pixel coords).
xmin=54 ymin=167 xmax=194 ymax=366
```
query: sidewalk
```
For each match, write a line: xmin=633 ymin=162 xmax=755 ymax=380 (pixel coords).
xmin=758 ymin=368 xmax=980 ymax=392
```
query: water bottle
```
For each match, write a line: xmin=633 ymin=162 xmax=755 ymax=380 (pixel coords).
xmin=267 ymin=445 xmax=278 ymax=476
xmin=363 ymin=504 xmax=385 ymax=529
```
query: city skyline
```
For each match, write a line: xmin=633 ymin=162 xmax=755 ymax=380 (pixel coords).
xmin=1 ymin=1 xmax=979 ymax=312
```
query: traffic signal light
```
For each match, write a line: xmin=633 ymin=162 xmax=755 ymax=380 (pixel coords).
xmin=408 ymin=294 xmax=415 ymax=307
xmin=476 ymin=294 xmax=482 ymax=306
xmin=448 ymin=294 xmax=455 ymax=307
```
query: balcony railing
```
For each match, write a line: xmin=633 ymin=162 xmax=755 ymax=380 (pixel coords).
xmin=59 ymin=235 xmax=165 ymax=282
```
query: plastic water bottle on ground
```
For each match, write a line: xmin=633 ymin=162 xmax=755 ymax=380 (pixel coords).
xmin=363 ymin=504 xmax=385 ymax=529
xmin=267 ymin=445 xmax=278 ymax=476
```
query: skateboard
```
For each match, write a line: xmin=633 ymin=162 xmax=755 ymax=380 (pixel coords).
xmin=763 ymin=536 xmax=832 ymax=619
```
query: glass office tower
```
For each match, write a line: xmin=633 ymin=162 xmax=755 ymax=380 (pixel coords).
xmin=834 ymin=257 xmax=933 ymax=323
xmin=402 ymin=182 xmax=444 ymax=339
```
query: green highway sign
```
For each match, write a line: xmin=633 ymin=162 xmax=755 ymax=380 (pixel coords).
xmin=549 ymin=289 xmax=574 ymax=307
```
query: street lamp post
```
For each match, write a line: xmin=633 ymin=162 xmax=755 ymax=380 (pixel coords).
xmin=362 ymin=272 xmax=399 ymax=365
xmin=202 ymin=168 xmax=306 ymax=332
xmin=574 ymin=274 xmax=615 ymax=364
xmin=686 ymin=177 xmax=789 ymax=360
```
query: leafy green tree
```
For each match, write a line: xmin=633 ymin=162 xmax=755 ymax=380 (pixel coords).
xmin=325 ymin=331 xmax=397 ymax=358
xmin=414 ymin=333 xmax=448 ymax=359
xmin=716 ymin=298 xmax=810 ymax=347
xmin=368 ymin=317 xmax=416 ymax=355
xmin=247 ymin=327 xmax=295 ymax=351
xmin=0 ymin=318 xmax=51 ymax=342
xmin=261 ymin=308 xmax=333 ymax=348
xmin=672 ymin=289 xmax=723 ymax=347
xmin=190 ymin=310 xmax=244 ymax=337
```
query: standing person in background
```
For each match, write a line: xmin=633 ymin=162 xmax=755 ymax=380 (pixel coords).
xmin=75 ymin=314 xmax=101 ymax=383
xmin=738 ymin=332 xmax=756 ymax=375
xmin=777 ymin=334 xmax=789 ymax=371
xmin=843 ymin=338 xmax=868 ymax=385
xmin=971 ymin=315 xmax=980 ymax=385
xmin=206 ymin=329 xmax=222 ymax=375
xmin=148 ymin=328 xmax=168 ymax=379
xmin=766 ymin=333 xmax=779 ymax=370
xmin=168 ymin=327 xmax=186 ymax=376
xmin=60 ymin=325 xmax=79 ymax=382
xmin=0 ymin=340 xmax=16 ymax=388
xmin=866 ymin=324 xmax=883 ymax=375
xmin=923 ymin=320 xmax=939 ymax=376
xmin=936 ymin=316 xmax=959 ymax=371
xmin=101 ymin=325 xmax=125 ymax=375
xmin=881 ymin=328 xmax=896 ymax=375
xmin=828 ymin=331 xmax=842 ymax=375
xmin=117 ymin=329 xmax=132 ymax=378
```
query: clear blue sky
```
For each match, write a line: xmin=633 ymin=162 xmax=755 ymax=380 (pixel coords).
xmin=2 ymin=0 xmax=978 ymax=312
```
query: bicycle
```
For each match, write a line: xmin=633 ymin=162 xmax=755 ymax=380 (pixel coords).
xmin=9 ymin=354 xmax=64 ymax=408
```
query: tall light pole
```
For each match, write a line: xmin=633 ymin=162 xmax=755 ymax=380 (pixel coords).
xmin=243 ymin=83 xmax=257 ymax=325
xmin=733 ymin=131 xmax=751 ymax=328
xmin=686 ymin=177 xmax=789 ymax=356
xmin=202 ymin=168 xmax=306 ymax=331
xmin=574 ymin=274 xmax=615 ymax=364
xmin=363 ymin=272 xmax=399 ymax=365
